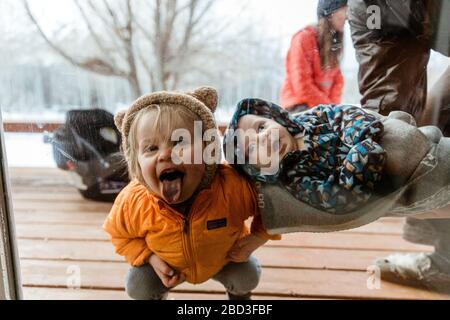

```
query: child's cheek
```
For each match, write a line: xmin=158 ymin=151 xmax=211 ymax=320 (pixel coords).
xmin=189 ymin=141 xmax=204 ymax=165
xmin=172 ymin=140 xmax=207 ymax=166
xmin=139 ymin=155 xmax=156 ymax=177
xmin=172 ymin=143 xmax=194 ymax=165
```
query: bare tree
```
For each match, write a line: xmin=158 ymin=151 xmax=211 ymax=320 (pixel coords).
xmin=23 ymin=0 xmax=218 ymax=98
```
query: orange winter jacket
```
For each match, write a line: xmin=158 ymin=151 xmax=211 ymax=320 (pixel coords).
xmin=103 ymin=164 xmax=281 ymax=284
xmin=280 ymin=25 xmax=344 ymax=110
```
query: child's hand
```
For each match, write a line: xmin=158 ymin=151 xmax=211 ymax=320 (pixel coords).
xmin=149 ymin=254 xmax=186 ymax=288
xmin=227 ymin=234 xmax=268 ymax=263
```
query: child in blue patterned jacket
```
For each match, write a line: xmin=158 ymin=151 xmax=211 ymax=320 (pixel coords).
xmin=223 ymin=98 xmax=387 ymax=214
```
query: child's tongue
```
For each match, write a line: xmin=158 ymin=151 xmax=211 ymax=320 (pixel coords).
xmin=162 ymin=178 xmax=182 ymax=203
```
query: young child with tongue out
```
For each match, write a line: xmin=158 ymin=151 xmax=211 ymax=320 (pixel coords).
xmin=103 ymin=87 xmax=280 ymax=300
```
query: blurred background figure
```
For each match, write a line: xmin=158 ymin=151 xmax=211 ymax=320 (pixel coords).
xmin=348 ymin=0 xmax=450 ymax=293
xmin=280 ymin=0 xmax=348 ymax=112
xmin=421 ymin=65 xmax=450 ymax=136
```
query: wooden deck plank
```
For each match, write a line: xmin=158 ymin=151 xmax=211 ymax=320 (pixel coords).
xmin=21 ymin=287 xmax=302 ymax=300
xmin=8 ymin=167 xmax=446 ymax=300
xmin=11 ymin=186 xmax=79 ymax=193
xmin=276 ymin=233 xmax=431 ymax=252
xmin=13 ymin=202 xmax=406 ymax=237
xmin=344 ymin=222 xmax=403 ymax=235
xmin=9 ymin=167 xmax=68 ymax=177
xmin=12 ymin=200 xmax=112 ymax=212
xmin=16 ymin=225 xmax=108 ymax=241
xmin=15 ymin=223 xmax=430 ymax=252
xmin=16 ymin=239 xmax=411 ymax=272
xmin=11 ymin=191 xmax=87 ymax=201
xmin=18 ymin=259 xmax=449 ymax=300
xmin=13 ymin=211 xmax=107 ymax=226
xmin=13 ymin=209 xmax=405 ymax=231
xmin=13 ymin=213 xmax=406 ymax=239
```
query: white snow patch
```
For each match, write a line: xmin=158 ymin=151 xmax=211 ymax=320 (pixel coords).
xmin=4 ymin=133 xmax=56 ymax=168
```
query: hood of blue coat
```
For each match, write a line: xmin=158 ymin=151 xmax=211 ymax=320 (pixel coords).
xmin=223 ymin=98 xmax=305 ymax=183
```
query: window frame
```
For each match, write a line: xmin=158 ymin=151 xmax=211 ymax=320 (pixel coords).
xmin=0 ymin=111 xmax=22 ymax=300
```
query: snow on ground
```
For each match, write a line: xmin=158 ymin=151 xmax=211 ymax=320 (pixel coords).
xmin=4 ymin=132 xmax=56 ymax=167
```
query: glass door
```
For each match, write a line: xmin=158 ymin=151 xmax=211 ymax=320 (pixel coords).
xmin=0 ymin=111 xmax=22 ymax=300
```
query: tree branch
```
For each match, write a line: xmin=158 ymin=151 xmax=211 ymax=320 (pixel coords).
xmin=124 ymin=0 xmax=141 ymax=96
xmin=23 ymin=0 xmax=127 ymax=77
xmin=73 ymin=0 xmax=117 ymax=64
xmin=83 ymin=0 xmax=128 ymax=58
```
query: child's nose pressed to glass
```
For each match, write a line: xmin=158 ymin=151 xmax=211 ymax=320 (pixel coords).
xmin=236 ymin=114 xmax=305 ymax=169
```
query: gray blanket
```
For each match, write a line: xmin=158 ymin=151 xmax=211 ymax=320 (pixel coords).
xmin=259 ymin=111 xmax=450 ymax=234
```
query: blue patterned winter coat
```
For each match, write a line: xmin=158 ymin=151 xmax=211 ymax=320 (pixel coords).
xmin=223 ymin=98 xmax=386 ymax=214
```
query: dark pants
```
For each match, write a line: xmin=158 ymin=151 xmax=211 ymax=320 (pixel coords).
xmin=348 ymin=0 xmax=450 ymax=263
xmin=125 ymin=256 xmax=262 ymax=300
xmin=405 ymin=64 xmax=450 ymax=263
xmin=348 ymin=0 xmax=432 ymax=119
xmin=421 ymin=65 xmax=450 ymax=135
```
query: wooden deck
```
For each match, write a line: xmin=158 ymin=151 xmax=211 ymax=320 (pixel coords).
xmin=8 ymin=167 xmax=450 ymax=300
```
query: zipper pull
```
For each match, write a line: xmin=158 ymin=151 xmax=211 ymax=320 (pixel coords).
xmin=183 ymin=218 xmax=189 ymax=234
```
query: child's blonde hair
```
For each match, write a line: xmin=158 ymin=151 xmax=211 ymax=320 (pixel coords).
xmin=126 ymin=104 xmax=200 ymax=185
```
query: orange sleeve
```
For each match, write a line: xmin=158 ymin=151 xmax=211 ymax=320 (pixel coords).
xmin=289 ymin=32 xmax=333 ymax=107
xmin=240 ymin=179 xmax=282 ymax=241
xmin=330 ymin=70 xmax=344 ymax=104
xmin=251 ymin=213 xmax=282 ymax=241
xmin=103 ymin=185 xmax=152 ymax=266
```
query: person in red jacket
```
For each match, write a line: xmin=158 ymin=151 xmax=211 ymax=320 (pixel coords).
xmin=280 ymin=0 xmax=347 ymax=112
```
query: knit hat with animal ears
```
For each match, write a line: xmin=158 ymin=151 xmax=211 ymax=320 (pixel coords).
xmin=114 ymin=86 xmax=221 ymax=191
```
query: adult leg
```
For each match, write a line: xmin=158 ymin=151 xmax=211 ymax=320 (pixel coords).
xmin=420 ymin=65 xmax=450 ymax=134
xmin=125 ymin=264 xmax=170 ymax=300
xmin=375 ymin=218 xmax=450 ymax=294
xmin=375 ymin=66 xmax=450 ymax=294
xmin=212 ymin=256 xmax=262 ymax=300
xmin=349 ymin=0 xmax=450 ymax=293
xmin=348 ymin=0 xmax=430 ymax=119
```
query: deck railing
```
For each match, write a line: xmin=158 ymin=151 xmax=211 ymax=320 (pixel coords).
xmin=3 ymin=121 xmax=228 ymax=135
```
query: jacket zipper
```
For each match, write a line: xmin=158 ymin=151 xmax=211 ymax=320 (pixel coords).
xmin=183 ymin=217 xmax=189 ymax=234
xmin=159 ymin=195 xmax=202 ymax=283
xmin=157 ymin=206 xmax=195 ymax=282
xmin=181 ymin=204 xmax=197 ymax=283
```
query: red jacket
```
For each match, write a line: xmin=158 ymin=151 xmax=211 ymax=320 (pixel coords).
xmin=280 ymin=25 xmax=344 ymax=110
